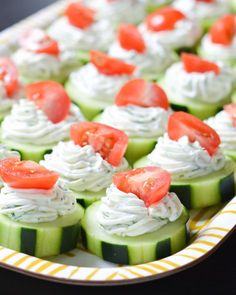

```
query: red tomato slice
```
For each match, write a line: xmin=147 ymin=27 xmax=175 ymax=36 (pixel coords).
xmin=0 ymin=158 xmax=59 ymax=190
xmin=224 ymin=103 xmax=236 ymax=127
xmin=181 ymin=53 xmax=220 ymax=75
xmin=113 ymin=167 xmax=171 ymax=207
xmin=118 ymin=24 xmax=146 ymax=53
xmin=168 ymin=112 xmax=221 ymax=156
xmin=146 ymin=7 xmax=185 ymax=32
xmin=20 ymin=28 xmax=60 ymax=56
xmin=25 ymin=81 xmax=71 ymax=124
xmin=115 ymin=79 xmax=169 ymax=109
xmin=0 ymin=58 xmax=19 ymax=97
xmin=65 ymin=3 xmax=95 ymax=29
xmin=195 ymin=0 xmax=215 ymax=3
xmin=70 ymin=122 xmax=128 ymax=167
xmin=210 ymin=15 xmax=236 ymax=46
xmin=90 ymin=50 xmax=136 ymax=75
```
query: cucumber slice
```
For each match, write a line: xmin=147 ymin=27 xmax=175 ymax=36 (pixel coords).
xmin=81 ymin=202 xmax=189 ymax=265
xmin=93 ymin=114 xmax=157 ymax=165
xmin=75 ymin=189 xmax=106 ymax=208
xmin=65 ymin=80 xmax=111 ymax=120
xmin=0 ymin=138 xmax=55 ymax=163
xmin=0 ymin=204 xmax=84 ymax=257
xmin=134 ymin=156 xmax=235 ymax=209
xmin=158 ymin=78 xmax=231 ymax=120
xmin=223 ymin=149 xmax=236 ymax=162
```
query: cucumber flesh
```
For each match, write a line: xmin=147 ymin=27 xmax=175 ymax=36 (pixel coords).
xmin=0 ymin=138 xmax=55 ymax=163
xmin=65 ymin=80 xmax=111 ymax=120
xmin=158 ymin=78 xmax=231 ymax=120
xmin=93 ymin=114 xmax=157 ymax=165
xmin=74 ymin=189 xmax=106 ymax=208
xmin=81 ymin=202 xmax=189 ymax=265
xmin=134 ymin=156 xmax=236 ymax=209
xmin=0 ymin=204 xmax=84 ymax=257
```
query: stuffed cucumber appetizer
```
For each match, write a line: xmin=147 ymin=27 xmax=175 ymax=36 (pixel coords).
xmin=138 ymin=7 xmax=202 ymax=52
xmin=13 ymin=29 xmax=82 ymax=84
xmin=146 ymin=0 xmax=173 ymax=13
xmin=81 ymin=166 xmax=189 ymax=265
xmin=65 ymin=50 xmax=136 ymax=120
xmin=206 ymin=103 xmax=236 ymax=161
xmin=108 ymin=24 xmax=177 ymax=81
xmin=82 ymin=0 xmax=146 ymax=26
xmin=134 ymin=112 xmax=235 ymax=209
xmin=94 ymin=79 xmax=171 ymax=164
xmin=41 ymin=122 xmax=129 ymax=208
xmin=48 ymin=2 xmax=116 ymax=64
xmin=0 ymin=81 xmax=85 ymax=162
xmin=199 ymin=15 xmax=236 ymax=70
xmin=0 ymin=58 xmax=23 ymax=121
xmin=0 ymin=158 xmax=84 ymax=257
xmin=172 ymin=0 xmax=231 ymax=31
xmin=159 ymin=53 xmax=235 ymax=120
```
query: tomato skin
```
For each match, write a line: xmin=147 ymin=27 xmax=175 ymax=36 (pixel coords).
xmin=146 ymin=7 xmax=185 ymax=32
xmin=113 ymin=167 xmax=171 ymax=207
xmin=181 ymin=53 xmax=220 ymax=75
xmin=210 ymin=15 xmax=236 ymax=46
xmin=195 ymin=0 xmax=216 ymax=3
xmin=168 ymin=112 xmax=221 ymax=156
xmin=65 ymin=3 xmax=95 ymax=29
xmin=90 ymin=50 xmax=136 ymax=75
xmin=224 ymin=103 xmax=236 ymax=127
xmin=25 ymin=81 xmax=71 ymax=124
xmin=115 ymin=79 xmax=169 ymax=109
xmin=20 ymin=29 xmax=60 ymax=56
xmin=118 ymin=24 xmax=146 ymax=53
xmin=70 ymin=122 xmax=128 ymax=167
xmin=0 ymin=158 xmax=59 ymax=190
xmin=0 ymin=58 xmax=19 ymax=97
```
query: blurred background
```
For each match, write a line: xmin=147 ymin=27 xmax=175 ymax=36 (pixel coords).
xmin=0 ymin=0 xmax=56 ymax=30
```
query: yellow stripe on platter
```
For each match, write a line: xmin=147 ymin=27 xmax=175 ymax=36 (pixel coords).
xmin=106 ymin=272 xmax=118 ymax=280
xmin=148 ymin=262 xmax=169 ymax=271
xmin=68 ymin=267 xmax=80 ymax=279
xmin=35 ymin=261 xmax=54 ymax=273
xmin=201 ymin=227 xmax=229 ymax=233
xmin=193 ymin=240 xmax=216 ymax=247
xmin=135 ymin=265 xmax=158 ymax=274
xmin=13 ymin=256 xmax=30 ymax=267
xmin=187 ymin=247 xmax=208 ymax=254
xmin=48 ymin=265 xmax=68 ymax=276
xmin=25 ymin=259 xmax=42 ymax=270
xmin=199 ymin=233 xmax=223 ymax=239
xmin=218 ymin=210 xmax=236 ymax=216
xmin=1 ymin=252 xmax=18 ymax=263
xmin=160 ymin=259 xmax=180 ymax=268
xmin=85 ymin=268 xmax=99 ymax=280
xmin=124 ymin=268 xmax=143 ymax=277
xmin=119 ymin=273 xmax=129 ymax=280
xmin=175 ymin=254 xmax=196 ymax=260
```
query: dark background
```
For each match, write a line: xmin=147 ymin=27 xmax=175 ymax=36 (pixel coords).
xmin=0 ymin=1 xmax=235 ymax=294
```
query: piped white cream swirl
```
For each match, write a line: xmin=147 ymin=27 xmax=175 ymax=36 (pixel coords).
xmin=13 ymin=49 xmax=61 ymax=80
xmin=97 ymin=184 xmax=183 ymax=237
xmin=0 ymin=184 xmax=76 ymax=223
xmin=0 ymin=81 xmax=23 ymax=114
xmin=173 ymin=0 xmax=230 ymax=22
xmin=82 ymin=0 xmax=146 ymax=25
xmin=206 ymin=111 xmax=236 ymax=150
xmin=139 ymin=18 xmax=202 ymax=50
xmin=200 ymin=34 xmax=236 ymax=64
xmin=99 ymin=105 xmax=170 ymax=138
xmin=109 ymin=38 xmax=176 ymax=75
xmin=41 ymin=141 xmax=129 ymax=192
xmin=148 ymin=134 xmax=225 ymax=180
xmin=163 ymin=62 xmax=234 ymax=103
xmin=68 ymin=64 xmax=133 ymax=103
xmin=1 ymin=100 xmax=85 ymax=145
xmin=48 ymin=17 xmax=115 ymax=52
